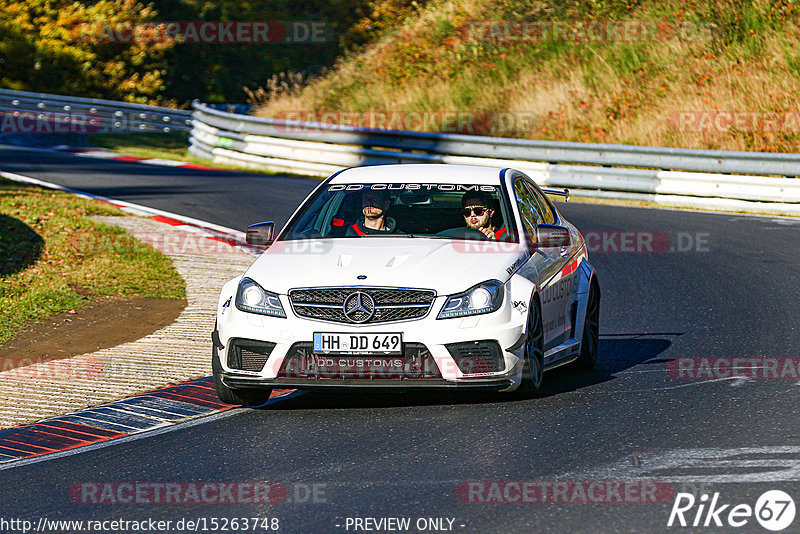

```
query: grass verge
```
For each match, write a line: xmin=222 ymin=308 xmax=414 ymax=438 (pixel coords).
xmin=89 ymin=132 xmax=198 ymax=162
xmin=0 ymin=178 xmax=186 ymax=346
xmin=88 ymin=132 xmax=286 ymax=175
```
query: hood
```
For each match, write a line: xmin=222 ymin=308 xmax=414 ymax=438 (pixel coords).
xmin=245 ymin=237 xmax=527 ymax=295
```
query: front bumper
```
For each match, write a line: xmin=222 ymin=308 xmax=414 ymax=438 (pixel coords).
xmin=219 ymin=369 xmax=515 ymax=391
xmin=214 ymin=286 xmax=529 ymax=391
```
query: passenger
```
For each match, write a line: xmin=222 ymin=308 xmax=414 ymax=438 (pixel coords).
xmin=461 ymin=191 xmax=508 ymax=240
xmin=346 ymin=190 xmax=400 ymax=236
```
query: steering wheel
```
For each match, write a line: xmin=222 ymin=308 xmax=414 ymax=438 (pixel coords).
xmin=436 ymin=227 xmax=490 ymax=240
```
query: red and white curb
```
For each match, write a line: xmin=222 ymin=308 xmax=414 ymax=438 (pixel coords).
xmin=69 ymin=148 xmax=220 ymax=171
xmin=0 ymin=378 xmax=300 ymax=468
xmin=0 ymin=170 xmax=262 ymax=256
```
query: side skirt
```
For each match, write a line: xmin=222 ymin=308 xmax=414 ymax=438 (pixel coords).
xmin=543 ymin=338 xmax=581 ymax=371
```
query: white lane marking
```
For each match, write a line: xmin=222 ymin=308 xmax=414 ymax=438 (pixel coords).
xmin=74 ymin=150 xmax=120 ymax=159
xmin=613 ymin=376 xmax=743 ymax=393
xmin=615 ymin=368 xmax=666 ymax=374
xmin=563 ymin=446 xmax=800 ymax=484
xmin=139 ymin=158 xmax=187 ymax=167
xmin=729 ymin=376 xmax=755 ymax=387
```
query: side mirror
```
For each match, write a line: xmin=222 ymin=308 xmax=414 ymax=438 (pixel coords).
xmin=536 ymin=224 xmax=571 ymax=248
xmin=246 ymin=221 xmax=275 ymax=246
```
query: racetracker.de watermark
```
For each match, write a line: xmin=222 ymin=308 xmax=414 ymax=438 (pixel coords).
xmin=584 ymin=231 xmax=710 ymax=253
xmin=0 ymin=356 xmax=103 ymax=381
xmin=667 ymin=357 xmax=800 ymax=380
xmin=272 ymin=110 xmax=538 ymax=134
xmin=75 ymin=21 xmax=334 ymax=44
xmin=0 ymin=111 xmax=104 ymax=134
xmin=69 ymin=482 xmax=327 ymax=505
xmin=65 ymin=232 xmax=334 ymax=256
xmin=464 ymin=19 xmax=712 ymax=43
xmin=450 ymin=231 xmax=710 ymax=254
xmin=456 ymin=481 xmax=674 ymax=503
xmin=668 ymin=111 xmax=800 ymax=134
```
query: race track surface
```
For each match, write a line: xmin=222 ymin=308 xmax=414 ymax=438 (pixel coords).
xmin=2 ymin=144 xmax=800 ymax=533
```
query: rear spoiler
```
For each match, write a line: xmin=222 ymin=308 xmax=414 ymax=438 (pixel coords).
xmin=542 ymin=188 xmax=570 ymax=202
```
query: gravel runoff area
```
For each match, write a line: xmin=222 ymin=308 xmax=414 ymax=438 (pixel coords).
xmin=0 ymin=216 xmax=256 ymax=429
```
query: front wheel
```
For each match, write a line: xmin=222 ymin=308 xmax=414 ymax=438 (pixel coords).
xmin=212 ymin=344 xmax=273 ymax=406
xmin=517 ymin=297 xmax=545 ymax=397
xmin=574 ymin=279 xmax=600 ymax=370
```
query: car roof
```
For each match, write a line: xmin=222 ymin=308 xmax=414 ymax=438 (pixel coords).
xmin=329 ymin=164 xmax=507 ymax=185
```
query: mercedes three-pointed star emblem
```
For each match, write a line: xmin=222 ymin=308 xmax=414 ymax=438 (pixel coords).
xmin=342 ymin=291 xmax=376 ymax=323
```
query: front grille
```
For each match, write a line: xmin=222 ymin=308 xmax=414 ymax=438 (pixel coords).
xmin=228 ymin=339 xmax=276 ymax=372
xmin=445 ymin=340 xmax=505 ymax=374
xmin=278 ymin=342 xmax=441 ymax=380
xmin=289 ymin=287 xmax=435 ymax=324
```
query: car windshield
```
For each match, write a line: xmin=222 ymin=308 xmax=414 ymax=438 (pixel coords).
xmin=280 ymin=183 xmax=518 ymax=242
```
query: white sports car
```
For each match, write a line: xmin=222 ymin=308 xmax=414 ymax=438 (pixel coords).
xmin=212 ymin=164 xmax=600 ymax=405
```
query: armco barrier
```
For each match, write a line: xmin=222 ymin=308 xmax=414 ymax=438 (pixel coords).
xmin=0 ymin=88 xmax=191 ymax=133
xmin=189 ymin=101 xmax=800 ymax=215
xmin=1 ymin=89 xmax=797 ymax=214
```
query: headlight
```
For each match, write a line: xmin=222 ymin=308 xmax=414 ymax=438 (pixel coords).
xmin=235 ymin=278 xmax=286 ymax=317
xmin=437 ymin=280 xmax=504 ymax=319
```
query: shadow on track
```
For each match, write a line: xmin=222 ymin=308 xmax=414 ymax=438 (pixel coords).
xmin=258 ymin=333 xmax=678 ymax=411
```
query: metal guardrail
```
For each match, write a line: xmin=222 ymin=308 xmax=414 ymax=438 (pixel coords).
xmin=190 ymin=102 xmax=800 ymax=177
xmin=2 ymin=90 xmax=796 ymax=213
xmin=189 ymin=101 xmax=800 ymax=213
xmin=0 ymin=88 xmax=192 ymax=133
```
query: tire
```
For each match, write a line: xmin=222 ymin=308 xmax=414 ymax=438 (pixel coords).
xmin=517 ymin=296 xmax=545 ymax=397
xmin=574 ymin=279 xmax=600 ymax=370
xmin=212 ymin=344 xmax=273 ymax=406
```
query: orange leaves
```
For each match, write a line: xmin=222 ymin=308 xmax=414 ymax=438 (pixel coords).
xmin=0 ymin=0 xmax=172 ymax=102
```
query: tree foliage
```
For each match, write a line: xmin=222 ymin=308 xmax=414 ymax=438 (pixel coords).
xmin=0 ymin=0 xmax=438 ymax=106
xmin=0 ymin=0 xmax=173 ymax=104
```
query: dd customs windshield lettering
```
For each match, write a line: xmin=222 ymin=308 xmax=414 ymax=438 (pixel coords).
xmin=327 ymin=184 xmax=498 ymax=192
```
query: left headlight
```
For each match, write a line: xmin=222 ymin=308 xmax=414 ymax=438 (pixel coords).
xmin=235 ymin=277 xmax=286 ymax=318
xmin=437 ymin=280 xmax=504 ymax=319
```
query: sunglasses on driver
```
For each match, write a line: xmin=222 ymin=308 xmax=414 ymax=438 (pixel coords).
xmin=462 ymin=206 xmax=489 ymax=217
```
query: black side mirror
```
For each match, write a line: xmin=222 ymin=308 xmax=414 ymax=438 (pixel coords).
xmin=536 ymin=224 xmax=571 ymax=248
xmin=246 ymin=221 xmax=275 ymax=246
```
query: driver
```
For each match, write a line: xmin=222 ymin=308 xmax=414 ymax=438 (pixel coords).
xmin=462 ymin=191 xmax=508 ymax=240
xmin=347 ymin=190 xmax=400 ymax=236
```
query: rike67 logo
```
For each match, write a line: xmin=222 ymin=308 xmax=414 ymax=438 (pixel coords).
xmin=668 ymin=490 xmax=796 ymax=531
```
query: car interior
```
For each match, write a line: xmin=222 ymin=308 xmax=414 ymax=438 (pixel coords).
xmin=328 ymin=190 xmax=506 ymax=237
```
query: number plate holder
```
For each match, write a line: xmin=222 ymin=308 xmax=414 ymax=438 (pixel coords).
xmin=312 ymin=332 xmax=403 ymax=355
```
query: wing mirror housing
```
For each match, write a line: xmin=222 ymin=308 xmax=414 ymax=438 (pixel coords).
xmin=535 ymin=224 xmax=571 ymax=248
xmin=246 ymin=221 xmax=275 ymax=246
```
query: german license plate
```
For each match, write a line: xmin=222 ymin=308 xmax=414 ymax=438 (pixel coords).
xmin=313 ymin=332 xmax=402 ymax=355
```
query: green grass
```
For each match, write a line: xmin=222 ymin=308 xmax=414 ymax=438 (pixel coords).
xmin=0 ymin=178 xmax=186 ymax=345
xmin=89 ymin=132 xmax=194 ymax=161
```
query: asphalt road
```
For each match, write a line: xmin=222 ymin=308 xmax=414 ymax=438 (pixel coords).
xmin=2 ymin=144 xmax=800 ymax=533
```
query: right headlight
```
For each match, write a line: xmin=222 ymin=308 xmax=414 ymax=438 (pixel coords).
xmin=235 ymin=277 xmax=286 ymax=317
xmin=437 ymin=280 xmax=504 ymax=319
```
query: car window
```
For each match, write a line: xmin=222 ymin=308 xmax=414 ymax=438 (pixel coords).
xmin=513 ymin=179 xmax=543 ymax=241
xmin=525 ymin=181 xmax=556 ymax=225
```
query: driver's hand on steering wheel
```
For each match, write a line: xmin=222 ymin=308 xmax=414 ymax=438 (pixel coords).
xmin=478 ymin=226 xmax=497 ymax=240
